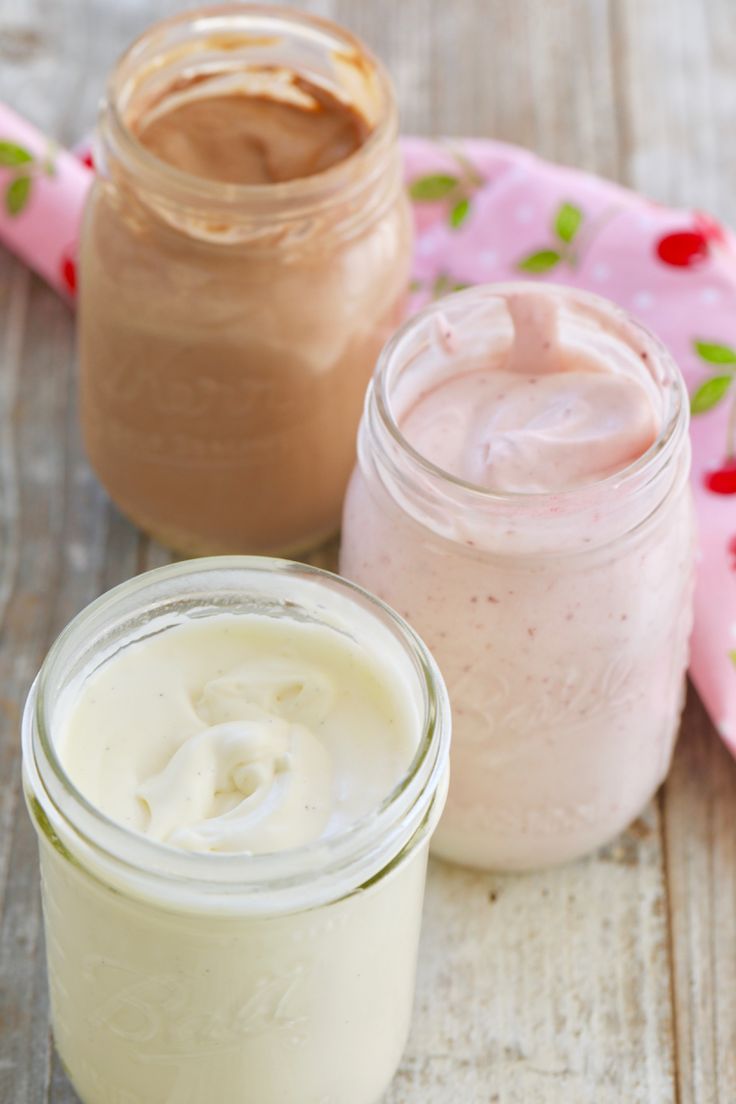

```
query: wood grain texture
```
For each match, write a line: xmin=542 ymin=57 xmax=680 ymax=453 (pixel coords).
xmin=0 ymin=1 xmax=735 ymax=1101
xmin=390 ymin=809 xmax=676 ymax=1104
xmin=663 ymin=689 xmax=736 ymax=1104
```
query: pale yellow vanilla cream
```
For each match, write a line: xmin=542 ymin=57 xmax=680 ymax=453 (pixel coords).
xmin=34 ymin=600 xmax=441 ymax=1104
xmin=57 ymin=614 xmax=417 ymax=853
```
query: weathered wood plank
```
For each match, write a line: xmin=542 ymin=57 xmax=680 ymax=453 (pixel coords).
xmin=612 ymin=0 xmax=736 ymax=223
xmin=388 ymin=808 xmax=676 ymax=1104
xmin=0 ymin=257 xmax=27 ymax=903
xmin=662 ymin=690 xmax=736 ymax=1104
xmin=0 ymin=253 xmax=56 ymax=1104
xmin=0 ymin=262 xmax=142 ymax=1102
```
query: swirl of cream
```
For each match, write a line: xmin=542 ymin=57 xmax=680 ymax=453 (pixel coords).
xmin=195 ymin=657 xmax=335 ymax=728
xmin=137 ymin=658 xmax=335 ymax=853
xmin=466 ymin=371 xmax=658 ymax=492
xmin=401 ymin=291 xmax=660 ymax=494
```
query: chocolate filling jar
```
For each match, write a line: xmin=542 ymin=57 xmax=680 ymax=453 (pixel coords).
xmin=79 ymin=5 xmax=412 ymax=556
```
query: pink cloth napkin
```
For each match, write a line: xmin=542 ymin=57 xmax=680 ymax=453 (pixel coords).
xmin=1 ymin=107 xmax=735 ymax=752
xmin=0 ymin=105 xmax=90 ymax=299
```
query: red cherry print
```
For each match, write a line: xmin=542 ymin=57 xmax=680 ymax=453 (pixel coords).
xmin=704 ymin=459 xmax=736 ymax=495
xmin=79 ymin=150 xmax=94 ymax=170
xmin=656 ymin=230 xmax=709 ymax=268
xmin=728 ymin=535 xmax=736 ymax=569
xmin=694 ymin=211 xmax=727 ymax=246
xmin=60 ymin=253 xmax=77 ymax=296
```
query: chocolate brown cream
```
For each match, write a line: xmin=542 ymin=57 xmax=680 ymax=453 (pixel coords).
xmin=135 ymin=78 xmax=371 ymax=183
xmin=79 ymin=49 xmax=411 ymax=556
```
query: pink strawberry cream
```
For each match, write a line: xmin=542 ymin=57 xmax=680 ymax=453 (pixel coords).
xmin=340 ymin=284 xmax=695 ymax=870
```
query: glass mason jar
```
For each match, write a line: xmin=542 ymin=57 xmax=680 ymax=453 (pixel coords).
xmin=341 ymin=283 xmax=695 ymax=871
xmin=22 ymin=558 xmax=450 ymax=1104
xmin=78 ymin=5 xmax=412 ymax=557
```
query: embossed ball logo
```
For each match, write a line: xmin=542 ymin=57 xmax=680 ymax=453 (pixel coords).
xmin=84 ymin=958 xmax=306 ymax=1058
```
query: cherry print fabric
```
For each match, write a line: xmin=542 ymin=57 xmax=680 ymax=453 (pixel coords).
xmin=0 ymin=103 xmax=734 ymax=754
xmin=0 ymin=105 xmax=89 ymax=300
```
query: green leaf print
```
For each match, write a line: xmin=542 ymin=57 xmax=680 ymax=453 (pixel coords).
xmin=554 ymin=202 xmax=583 ymax=244
xmin=449 ymin=196 xmax=470 ymax=228
xmin=691 ymin=375 xmax=733 ymax=414
xmin=694 ymin=341 xmax=736 ymax=366
xmin=0 ymin=140 xmax=33 ymax=167
xmin=432 ymin=272 xmax=453 ymax=297
xmin=409 ymin=174 xmax=459 ymax=201
xmin=517 ymin=249 xmax=561 ymax=274
xmin=5 ymin=174 xmax=31 ymax=216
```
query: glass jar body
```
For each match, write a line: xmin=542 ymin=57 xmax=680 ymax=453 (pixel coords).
xmin=340 ymin=283 xmax=695 ymax=871
xmin=32 ymin=820 xmax=428 ymax=1104
xmin=79 ymin=185 xmax=411 ymax=557
xmin=342 ymin=461 xmax=694 ymax=869
xmin=22 ymin=557 xmax=450 ymax=1102
xmin=77 ymin=7 xmax=412 ymax=556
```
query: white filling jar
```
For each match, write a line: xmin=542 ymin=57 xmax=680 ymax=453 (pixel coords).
xmin=23 ymin=558 xmax=450 ymax=1104
xmin=341 ymin=284 xmax=695 ymax=871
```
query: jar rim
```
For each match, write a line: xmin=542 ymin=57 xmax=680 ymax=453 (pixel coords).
xmin=23 ymin=557 xmax=450 ymax=914
xmin=370 ymin=282 xmax=689 ymax=508
xmin=101 ymin=3 xmax=398 ymax=216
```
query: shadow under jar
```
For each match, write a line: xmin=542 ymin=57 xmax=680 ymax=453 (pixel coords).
xmin=340 ymin=283 xmax=696 ymax=871
xmin=22 ymin=558 xmax=450 ymax=1104
xmin=79 ymin=5 xmax=411 ymax=556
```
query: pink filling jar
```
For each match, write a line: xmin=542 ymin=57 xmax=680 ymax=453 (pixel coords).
xmin=340 ymin=283 xmax=695 ymax=871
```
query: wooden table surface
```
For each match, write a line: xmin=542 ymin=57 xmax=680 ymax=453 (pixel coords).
xmin=1 ymin=1 xmax=735 ymax=1101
